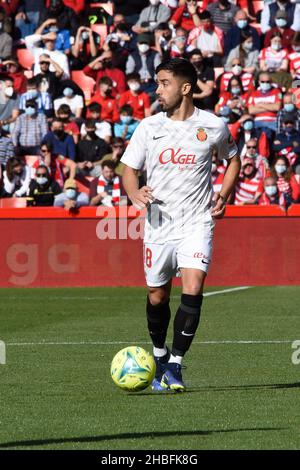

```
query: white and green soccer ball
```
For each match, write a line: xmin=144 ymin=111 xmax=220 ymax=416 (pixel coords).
xmin=111 ymin=346 xmax=156 ymax=392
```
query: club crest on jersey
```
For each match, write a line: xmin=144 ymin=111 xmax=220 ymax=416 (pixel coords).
xmin=196 ymin=128 xmax=207 ymax=142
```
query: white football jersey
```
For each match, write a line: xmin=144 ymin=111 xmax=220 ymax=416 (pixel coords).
xmin=121 ymin=107 xmax=238 ymax=243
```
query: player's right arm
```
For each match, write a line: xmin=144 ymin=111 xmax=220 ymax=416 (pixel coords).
xmin=121 ymin=120 xmax=153 ymax=209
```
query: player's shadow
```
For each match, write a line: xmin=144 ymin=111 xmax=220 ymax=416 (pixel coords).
xmin=0 ymin=427 xmax=285 ymax=449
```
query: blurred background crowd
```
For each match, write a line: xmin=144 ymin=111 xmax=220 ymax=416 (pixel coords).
xmin=0 ymin=0 xmax=300 ymax=209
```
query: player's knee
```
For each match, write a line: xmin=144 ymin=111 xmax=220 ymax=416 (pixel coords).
xmin=148 ymin=288 xmax=169 ymax=306
xmin=182 ymin=284 xmax=203 ymax=296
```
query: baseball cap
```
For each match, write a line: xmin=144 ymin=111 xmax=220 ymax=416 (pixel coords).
xmin=64 ymin=179 xmax=77 ymax=189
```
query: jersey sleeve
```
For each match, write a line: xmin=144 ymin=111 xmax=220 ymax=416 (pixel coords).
xmin=120 ymin=121 xmax=147 ymax=170
xmin=213 ymin=119 xmax=238 ymax=160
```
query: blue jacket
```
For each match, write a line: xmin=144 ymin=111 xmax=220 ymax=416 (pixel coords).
xmin=224 ymin=25 xmax=261 ymax=56
xmin=42 ymin=132 xmax=76 ymax=161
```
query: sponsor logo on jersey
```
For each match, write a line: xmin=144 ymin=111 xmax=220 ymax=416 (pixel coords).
xmin=196 ymin=128 xmax=207 ymax=142
xmin=159 ymin=148 xmax=197 ymax=165
xmin=193 ymin=252 xmax=210 ymax=263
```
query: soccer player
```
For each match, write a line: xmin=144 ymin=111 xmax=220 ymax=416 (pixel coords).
xmin=121 ymin=58 xmax=241 ymax=392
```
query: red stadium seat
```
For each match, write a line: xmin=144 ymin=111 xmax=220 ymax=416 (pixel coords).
xmin=253 ymin=0 xmax=264 ymax=14
xmin=71 ymin=71 xmax=96 ymax=101
xmin=89 ymin=2 xmax=114 ymax=16
xmin=0 ymin=198 xmax=28 ymax=208
xmin=75 ymin=175 xmax=98 ymax=197
xmin=91 ymin=24 xmax=108 ymax=46
xmin=16 ymin=49 xmax=34 ymax=70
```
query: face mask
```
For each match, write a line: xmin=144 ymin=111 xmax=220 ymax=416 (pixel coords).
xmin=260 ymin=82 xmax=271 ymax=92
xmin=221 ymin=116 xmax=230 ymax=123
xmin=28 ymin=90 xmax=38 ymax=99
xmin=54 ymin=129 xmax=64 ymax=138
xmin=285 ymin=126 xmax=295 ymax=134
xmin=129 ymin=82 xmax=140 ymax=92
xmin=231 ymin=87 xmax=241 ymax=95
xmin=275 ymin=164 xmax=286 ymax=174
xmin=14 ymin=169 xmax=23 ymax=176
xmin=243 ymin=41 xmax=253 ymax=51
xmin=232 ymin=65 xmax=242 ymax=76
xmin=82 ymin=31 xmax=89 ymax=41
xmin=4 ymin=86 xmax=14 ymax=97
xmin=138 ymin=44 xmax=150 ymax=54
xmin=237 ymin=20 xmax=247 ymax=29
xmin=49 ymin=26 xmax=59 ymax=33
xmin=293 ymin=45 xmax=300 ymax=52
xmin=275 ymin=19 xmax=287 ymax=28
xmin=271 ymin=43 xmax=281 ymax=51
xmin=211 ymin=163 xmax=217 ymax=173
xmin=191 ymin=60 xmax=202 ymax=69
xmin=25 ymin=107 xmax=36 ymax=116
xmin=66 ymin=189 xmax=77 ymax=199
xmin=265 ymin=185 xmax=277 ymax=197
xmin=284 ymin=103 xmax=295 ymax=112
xmin=243 ymin=120 xmax=254 ymax=131
xmin=120 ymin=115 xmax=132 ymax=124
xmin=149 ymin=0 xmax=160 ymax=5
xmin=63 ymin=87 xmax=73 ymax=97
xmin=37 ymin=176 xmax=48 ymax=186
xmin=86 ymin=130 xmax=96 ymax=138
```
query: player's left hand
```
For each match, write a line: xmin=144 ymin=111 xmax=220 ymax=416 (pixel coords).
xmin=211 ymin=192 xmax=226 ymax=219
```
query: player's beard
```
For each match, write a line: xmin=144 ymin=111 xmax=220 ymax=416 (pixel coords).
xmin=160 ymin=95 xmax=184 ymax=116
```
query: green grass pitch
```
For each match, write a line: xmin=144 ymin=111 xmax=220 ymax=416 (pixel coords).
xmin=0 ymin=286 xmax=300 ymax=450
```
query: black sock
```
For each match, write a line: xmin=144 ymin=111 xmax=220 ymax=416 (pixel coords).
xmin=172 ymin=294 xmax=203 ymax=356
xmin=146 ymin=296 xmax=171 ymax=349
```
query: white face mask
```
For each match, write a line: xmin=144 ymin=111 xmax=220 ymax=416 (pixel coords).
xmin=129 ymin=82 xmax=141 ymax=92
xmin=36 ymin=176 xmax=48 ymax=186
xmin=149 ymin=0 xmax=160 ymax=5
xmin=4 ymin=86 xmax=14 ymax=97
xmin=66 ymin=189 xmax=77 ymax=200
xmin=265 ymin=185 xmax=277 ymax=197
xmin=232 ymin=65 xmax=242 ymax=76
xmin=138 ymin=44 xmax=150 ymax=54
xmin=211 ymin=163 xmax=217 ymax=173
xmin=275 ymin=164 xmax=286 ymax=174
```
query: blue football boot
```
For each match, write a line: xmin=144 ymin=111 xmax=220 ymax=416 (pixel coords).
xmin=160 ymin=362 xmax=186 ymax=392
xmin=151 ymin=349 xmax=170 ymax=391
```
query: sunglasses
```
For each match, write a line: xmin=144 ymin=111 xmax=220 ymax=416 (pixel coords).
xmin=40 ymin=61 xmax=50 ymax=65
xmin=260 ymin=80 xmax=270 ymax=83
xmin=40 ymin=149 xmax=49 ymax=153
xmin=246 ymin=146 xmax=256 ymax=149
xmin=113 ymin=145 xmax=124 ymax=148
xmin=36 ymin=173 xmax=47 ymax=177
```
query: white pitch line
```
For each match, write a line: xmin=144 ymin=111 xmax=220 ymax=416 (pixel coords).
xmin=6 ymin=339 xmax=293 ymax=346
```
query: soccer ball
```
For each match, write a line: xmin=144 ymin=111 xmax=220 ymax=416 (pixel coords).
xmin=110 ymin=346 xmax=156 ymax=392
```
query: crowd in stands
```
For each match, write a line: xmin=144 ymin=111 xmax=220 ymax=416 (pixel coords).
xmin=0 ymin=0 xmax=300 ymax=210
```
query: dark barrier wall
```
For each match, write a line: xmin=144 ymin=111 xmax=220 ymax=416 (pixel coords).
xmin=0 ymin=207 xmax=299 ymax=287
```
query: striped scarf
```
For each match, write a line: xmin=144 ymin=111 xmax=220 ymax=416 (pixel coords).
xmin=97 ymin=175 xmax=120 ymax=205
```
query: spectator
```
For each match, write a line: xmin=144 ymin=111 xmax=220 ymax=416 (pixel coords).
xmin=34 ymin=54 xmax=65 ymax=97
xmin=237 ymin=114 xmax=267 ymax=155
xmin=234 ymin=157 xmax=263 ymax=205
xmin=103 ymin=21 xmax=135 ymax=72
xmin=261 ymin=0 xmax=300 ymax=35
xmin=3 ymin=58 xmax=28 ymax=95
xmin=35 ymin=17 xmax=71 ymax=54
xmin=277 ymin=92 xmax=300 ymax=133
xmin=42 ymin=118 xmax=76 ymax=160
xmin=259 ymin=31 xmax=291 ymax=90
xmin=270 ymin=155 xmax=300 ymax=204
xmin=187 ymin=10 xmax=224 ymax=67
xmin=56 ymin=104 xmax=80 ymax=145
xmin=224 ymin=9 xmax=261 ymax=56
xmin=288 ymin=32 xmax=300 ymax=81
xmin=114 ymin=105 xmax=139 ymax=142
xmin=27 ymin=165 xmax=62 ymax=206
xmin=15 ymin=0 xmax=45 ymax=39
xmin=54 ymin=83 xmax=84 ymax=119
xmin=91 ymin=160 xmax=121 ymax=207
xmin=215 ymin=75 xmax=249 ymax=117
xmin=19 ymin=77 xmax=53 ymax=118
xmin=101 ymin=137 xmax=126 ymax=176
xmin=170 ymin=0 xmax=201 ymax=32
xmin=0 ymin=123 xmax=14 ymax=170
xmin=264 ymin=10 xmax=295 ymax=49
xmin=35 ymin=141 xmax=77 ymax=188
xmin=77 ymin=119 xmax=111 ymax=177
xmin=225 ymin=30 xmax=259 ymax=74
xmin=54 ymin=178 xmax=89 ymax=210
xmin=242 ymin=138 xmax=269 ymax=179
xmin=221 ymin=57 xmax=255 ymax=92
xmin=25 ymin=31 xmax=70 ymax=77
xmin=82 ymin=102 xmax=112 ymax=144
xmin=248 ymin=72 xmax=282 ymax=135
xmin=83 ymin=51 xmax=126 ymax=98
xmin=189 ymin=49 xmax=216 ymax=110
xmin=132 ymin=0 xmax=171 ymax=35
xmin=2 ymin=157 xmax=31 ymax=197
xmin=0 ymin=76 xmax=20 ymax=132
xmin=90 ymin=77 xmax=120 ymax=124
xmin=39 ymin=0 xmax=79 ymax=37
xmin=207 ymin=0 xmax=239 ymax=34
xmin=126 ymin=33 xmax=161 ymax=97
xmin=12 ymin=99 xmax=48 ymax=156
xmin=0 ymin=14 xmax=12 ymax=59
xmin=169 ymin=26 xmax=193 ymax=59
xmin=71 ymin=26 xmax=98 ymax=70
xmin=258 ymin=176 xmax=286 ymax=207
xmin=118 ymin=73 xmax=151 ymax=120
xmin=154 ymin=22 xmax=173 ymax=61
xmin=273 ymin=114 xmax=300 ymax=167
xmin=113 ymin=0 xmax=149 ymax=26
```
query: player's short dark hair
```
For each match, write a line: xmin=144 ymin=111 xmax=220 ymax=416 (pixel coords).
xmin=155 ymin=58 xmax=198 ymax=92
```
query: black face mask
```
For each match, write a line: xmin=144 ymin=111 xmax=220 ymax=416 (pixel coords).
xmin=87 ymin=131 xmax=97 ymax=139
xmin=53 ymin=129 xmax=65 ymax=139
xmin=192 ymin=60 xmax=203 ymax=69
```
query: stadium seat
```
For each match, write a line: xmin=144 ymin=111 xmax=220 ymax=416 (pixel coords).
xmin=16 ymin=49 xmax=34 ymax=70
xmin=214 ymin=67 xmax=224 ymax=80
xmin=89 ymin=2 xmax=114 ymax=16
xmin=252 ymin=0 xmax=264 ymax=14
xmin=75 ymin=175 xmax=98 ymax=197
xmin=71 ymin=71 xmax=96 ymax=101
xmin=0 ymin=198 xmax=28 ymax=208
